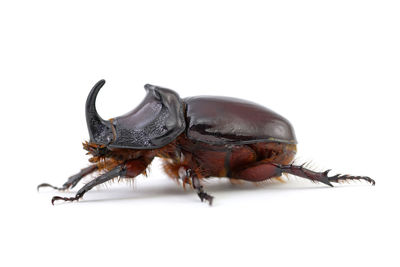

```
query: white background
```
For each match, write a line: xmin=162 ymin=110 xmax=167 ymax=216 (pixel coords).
xmin=1 ymin=1 xmax=399 ymax=267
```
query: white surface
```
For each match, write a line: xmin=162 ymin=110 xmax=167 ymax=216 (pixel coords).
xmin=1 ymin=1 xmax=399 ymax=267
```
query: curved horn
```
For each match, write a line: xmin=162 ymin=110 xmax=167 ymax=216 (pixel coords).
xmin=86 ymin=80 xmax=113 ymax=144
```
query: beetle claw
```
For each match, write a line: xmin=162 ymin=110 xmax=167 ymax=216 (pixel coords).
xmin=198 ymin=192 xmax=214 ymax=206
xmin=51 ymin=196 xmax=80 ymax=205
xmin=37 ymin=183 xmax=66 ymax=192
xmin=328 ymin=174 xmax=375 ymax=186
xmin=37 ymin=183 xmax=53 ymax=191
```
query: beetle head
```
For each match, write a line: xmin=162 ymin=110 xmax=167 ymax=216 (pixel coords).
xmin=85 ymin=80 xmax=186 ymax=150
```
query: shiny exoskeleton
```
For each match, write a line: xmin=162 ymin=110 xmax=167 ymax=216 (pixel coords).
xmin=38 ymin=80 xmax=375 ymax=205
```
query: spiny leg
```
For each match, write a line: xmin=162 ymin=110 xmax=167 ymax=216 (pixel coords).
xmin=51 ymin=165 xmax=126 ymax=205
xmin=37 ymin=165 xmax=98 ymax=191
xmin=279 ymin=163 xmax=375 ymax=186
xmin=231 ymin=161 xmax=375 ymax=186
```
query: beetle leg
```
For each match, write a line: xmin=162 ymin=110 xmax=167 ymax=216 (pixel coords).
xmin=232 ymin=161 xmax=375 ymax=186
xmin=279 ymin=164 xmax=375 ymax=186
xmin=51 ymin=165 xmax=126 ymax=205
xmin=37 ymin=165 xmax=98 ymax=191
xmin=190 ymin=173 xmax=214 ymax=206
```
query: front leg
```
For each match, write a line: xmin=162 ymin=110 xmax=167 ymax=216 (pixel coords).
xmin=51 ymin=158 xmax=152 ymax=204
xmin=37 ymin=165 xmax=98 ymax=191
xmin=51 ymin=165 xmax=127 ymax=204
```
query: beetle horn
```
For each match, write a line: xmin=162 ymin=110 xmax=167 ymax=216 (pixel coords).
xmin=85 ymin=80 xmax=114 ymax=145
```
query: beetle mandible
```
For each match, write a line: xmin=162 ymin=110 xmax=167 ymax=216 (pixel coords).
xmin=38 ymin=80 xmax=375 ymax=205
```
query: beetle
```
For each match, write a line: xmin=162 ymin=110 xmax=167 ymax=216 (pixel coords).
xmin=38 ymin=80 xmax=375 ymax=205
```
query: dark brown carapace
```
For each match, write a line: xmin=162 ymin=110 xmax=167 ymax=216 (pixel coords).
xmin=38 ymin=80 xmax=375 ymax=205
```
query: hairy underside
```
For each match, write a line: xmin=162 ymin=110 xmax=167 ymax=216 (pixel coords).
xmin=38 ymin=134 xmax=374 ymax=205
xmin=83 ymin=134 xmax=298 ymax=184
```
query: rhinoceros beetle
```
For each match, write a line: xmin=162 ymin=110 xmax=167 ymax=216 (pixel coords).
xmin=38 ymin=80 xmax=375 ymax=205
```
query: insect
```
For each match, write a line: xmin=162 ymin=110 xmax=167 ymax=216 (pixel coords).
xmin=38 ymin=80 xmax=375 ymax=205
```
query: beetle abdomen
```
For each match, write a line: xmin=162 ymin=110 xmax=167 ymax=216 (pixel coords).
xmin=174 ymin=137 xmax=297 ymax=179
xmin=184 ymin=96 xmax=297 ymax=145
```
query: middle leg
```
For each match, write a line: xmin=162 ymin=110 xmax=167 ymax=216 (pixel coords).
xmin=177 ymin=168 xmax=214 ymax=205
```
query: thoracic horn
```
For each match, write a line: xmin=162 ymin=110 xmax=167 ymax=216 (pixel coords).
xmin=85 ymin=80 xmax=114 ymax=145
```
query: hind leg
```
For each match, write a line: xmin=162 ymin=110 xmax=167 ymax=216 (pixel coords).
xmin=279 ymin=163 xmax=375 ymax=186
xmin=232 ymin=161 xmax=375 ymax=186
